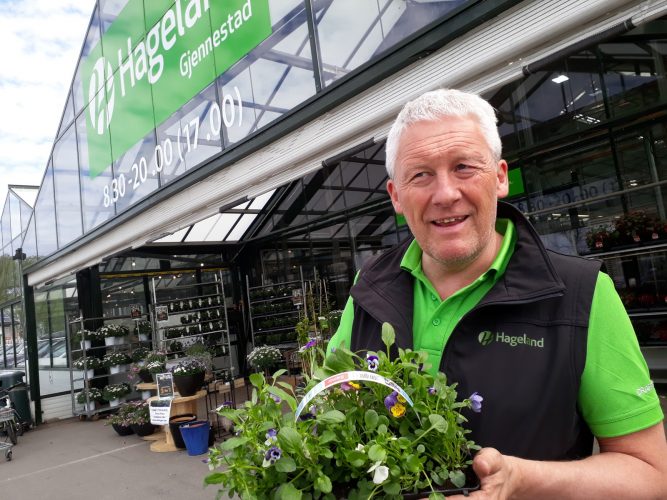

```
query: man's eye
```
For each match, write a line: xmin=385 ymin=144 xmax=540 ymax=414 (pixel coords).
xmin=455 ymin=164 xmax=471 ymax=171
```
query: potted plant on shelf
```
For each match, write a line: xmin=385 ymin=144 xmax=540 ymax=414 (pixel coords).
xmin=247 ymin=345 xmax=283 ymax=376
xmin=207 ymin=324 xmax=481 ymax=499
xmin=170 ymin=358 xmax=207 ymax=397
xmin=134 ymin=320 xmax=153 ymax=342
xmin=127 ymin=401 xmax=155 ymax=437
xmin=144 ymin=350 xmax=167 ymax=382
xmin=98 ymin=324 xmax=131 ymax=346
xmin=73 ymin=329 xmax=96 ymax=350
xmin=102 ymin=352 xmax=132 ymax=374
xmin=106 ymin=403 xmax=135 ymax=436
xmin=131 ymin=346 xmax=150 ymax=364
xmin=72 ymin=356 xmax=101 ymax=380
xmin=129 ymin=362 xmax=154 ymax=384
xmin=103 ymin=383 xmax=132 ymax=407
xmin=76 ymin=387 xmax=103 ymax=413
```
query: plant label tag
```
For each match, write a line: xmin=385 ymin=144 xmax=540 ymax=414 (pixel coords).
xmin=157 ymin=372 xmax=175 ymax=400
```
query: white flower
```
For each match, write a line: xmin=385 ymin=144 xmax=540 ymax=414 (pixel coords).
xmin=367 ymin=462 xmax=389 ymax=484
xmin=356 ymin=444 xmax=364 ymax=452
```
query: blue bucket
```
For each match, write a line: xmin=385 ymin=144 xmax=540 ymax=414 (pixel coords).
xmin=179 ymin=420 xmax=210 ymax=456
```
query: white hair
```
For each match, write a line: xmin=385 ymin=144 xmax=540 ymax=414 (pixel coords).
xmin=385 ymin=89 xmax=502 ymax=178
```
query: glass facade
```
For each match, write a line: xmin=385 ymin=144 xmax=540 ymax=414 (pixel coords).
xmin=19 ymin=0 xmax=473 ymax=267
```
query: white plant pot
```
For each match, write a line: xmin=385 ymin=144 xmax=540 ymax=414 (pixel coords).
xmin=104 ymin=337 xmax=116 ymax=347
xmin=138 ymin=334 xmax=148 ymax=342
xmin=141 ymin=390 xmax=151 ymax=399
xmin=110 ymin=365 xmax=121 ymax=374
xmin=108 ymin=398 xmax=120 ymax=408
xmin=84 ymin=401 xmax=95 ymax=413
xmin=80 ymin=340 xmax=92 ymax=350
xmin=85 ymin=369 xmax=94 ymax=379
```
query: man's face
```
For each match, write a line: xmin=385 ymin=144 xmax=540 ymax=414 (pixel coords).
xmin=387 ymin=115 xmax=508 ymax=272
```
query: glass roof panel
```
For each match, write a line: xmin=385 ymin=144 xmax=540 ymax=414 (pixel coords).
xmin=185 ymin=214 xmax=221 ymax=242
xmin=226 ymin=214 xmax=257 ymax=241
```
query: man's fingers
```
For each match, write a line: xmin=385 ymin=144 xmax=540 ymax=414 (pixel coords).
xmin=473 ymin=447 xmax=502 ymax=478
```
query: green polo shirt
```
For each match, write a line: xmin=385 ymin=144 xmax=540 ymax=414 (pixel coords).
xmin=328 ymin=220 xmax=663 ymax=438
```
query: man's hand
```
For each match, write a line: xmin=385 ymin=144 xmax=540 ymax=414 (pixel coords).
xmin=445 ymin=448 xmax=517 ymax=500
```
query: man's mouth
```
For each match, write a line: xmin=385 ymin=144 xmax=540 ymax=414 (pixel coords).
xmin=432 ymin=216 xmax=467 ymax=227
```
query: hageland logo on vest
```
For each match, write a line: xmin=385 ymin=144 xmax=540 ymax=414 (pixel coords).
xmin=478 ymin=331 xmax=544 ymax=348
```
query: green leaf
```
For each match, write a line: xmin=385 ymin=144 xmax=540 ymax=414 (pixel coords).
xmin=276 ymin=381 xmax=295 ymax=391
xmin=277 ymin=482 xmax=302 ymax=500
xmin=319 ymin=430 xmax=337 ymax=444
xmin=276 ymin=456 xmax=297 ymax=473
xmin=428 ymin=414 xmax=449 ymax=433
xmin=345 ymin=450 xmax=367 ymax=467
xmin=316 ymin=410 xmax=346 ymax=425
xmin=249 ymin=372 xmax=264 ymax=388
xmin=368 ymin=444 xmax=386 ymax=462
xmin=203 ymin=472 xmax=226 ymax=485
xmin=322 ymin=348 xmax=356 ymax=374
xmin=272 ymin=368 xmax=288 ymax=379
xmin=219 ymin=436 xmax=249 ymax=451
xmin=429 ymin=493 xmax=446 ymax=500
xmin=278 ymin=427 xmax=303 ymax=453
xmin=381 ymin=322 xmax=396 ymax=348
xmin=267 ymin=386 xmax=297 ymax=411
xmin=449 ymin=469 xmax=466 ymax=488
xmin=383 ymin=481 xmax=401 ymax=496
xmin=364 ymin=409 xmax=379 ymax=430
xmin=416 ymin=444 xmax=426 ymax=453
xmin=315 ymin=474 xmax=333 ymax=494
xmin=405 ymin=454 xmax=422 ymax=473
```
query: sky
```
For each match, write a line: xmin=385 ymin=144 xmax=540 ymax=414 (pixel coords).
xmin=0 ymin=0 xmax=93 ymax=206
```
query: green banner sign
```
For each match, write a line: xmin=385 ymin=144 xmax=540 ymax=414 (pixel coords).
xmin=83 ymin=0 xmax=271 ymax=178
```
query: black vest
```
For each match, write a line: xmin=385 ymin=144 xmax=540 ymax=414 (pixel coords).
xmin=350 ymin=202 xmax=601 ymax=460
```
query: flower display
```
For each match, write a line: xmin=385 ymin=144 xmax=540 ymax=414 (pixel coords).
xmin=102 ymin=352 xmax=132 ymax=367
xmin=102 ymin=383 xmax=132 ymax=401
xmin=72 ymin=356 xmax=101 ymax=371
xmin=97 ymin=323 xmax=130 ymax=338
xmin=247 ymin=345 xmax=283 ymax=371
xmin=206 ymin=323 xmax=481 ymax=499
xmin=171 ymin=358 xmax=206 ymax=376
xmin=76 ymin=387 xmax=102 ymax=404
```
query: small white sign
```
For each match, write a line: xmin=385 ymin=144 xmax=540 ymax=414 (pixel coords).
xmin=149 ymin=399 xmax=172 ymax=425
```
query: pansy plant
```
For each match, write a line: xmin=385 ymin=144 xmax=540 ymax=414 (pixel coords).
xmin=206 ymin=323 xmax=481 ymax=499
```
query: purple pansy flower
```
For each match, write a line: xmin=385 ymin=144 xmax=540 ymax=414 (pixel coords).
xmin=299 ymin=339 xmax=317 ymax=352
xmin=265 ymin=428 xmax=278 ymax=445
xmin=270 ymin=394 xmax=282 ymax=404
xmin=384 ymin=391 xmax=398 ymax=411
xmin=264 ymin=446 xmax=282 ymax=466
xmin=366 ymin=354 xmax=379 ymax=372
xmin=428 ymin=386 xmax=437 ymax=395
xmin=470 ymin=392 xmax=483 ymax=413
xmin=341 ymin=382 xmax=353 ymax=392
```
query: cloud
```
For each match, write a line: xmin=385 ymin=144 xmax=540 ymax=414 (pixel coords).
xmin=0 ymin=0 xmax=91 ymax=206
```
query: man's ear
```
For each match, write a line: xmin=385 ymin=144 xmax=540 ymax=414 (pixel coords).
xmin=496 ymin=160 xmax=509 ymax=199
xmin=387 ymin=179 xmax=403 ymax=214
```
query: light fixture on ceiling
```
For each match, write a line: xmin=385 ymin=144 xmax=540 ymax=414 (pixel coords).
xmin=551 ymin=75 xmax=569 ymax=84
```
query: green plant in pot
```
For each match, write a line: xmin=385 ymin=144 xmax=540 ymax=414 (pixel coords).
xmin=73 ymin=356 xmax=101 ymax=378
xmin=206 ymin=324 xmax=481 ymax=499
xmin=73 ymin=329 xmax=96 ymax=349
xmin=76 ymin=387 xmax=103 ymax=412
xmin=106 ymin=402 xmax=136 ymax=436
xmin=134 ymin=320 xmax=153 ymax=341
xmin=103 ymin=383 xmax=132 ymax=406
xmin=102 ymin=352 xmax=132 ymax=373
xmin=247 ymin=345 xmax=283 ymax=375
xmin=126 ymin=401 xmax=155 ymax=437
xmin=170 ymin=358 xmax=207 ymax=397
xmin=99 ymin=324 xmax=130 ymax=346
xmin=131 ymin=346 xmax=150 ymax=363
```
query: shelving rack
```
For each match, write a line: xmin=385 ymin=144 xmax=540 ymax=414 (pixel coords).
xmin=67 ymin=312 xmax=153 ymax=417
xmin=246 ymin=267 xmax=306 ymax=349
xmin=150 ymin=269 xmax=234 ymax=377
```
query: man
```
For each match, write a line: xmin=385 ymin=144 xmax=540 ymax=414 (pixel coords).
xmin=328 ymin=89 xmax=667 ymax=498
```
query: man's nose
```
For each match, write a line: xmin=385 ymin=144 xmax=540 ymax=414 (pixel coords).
xmin=431 ymin=173 xmax=461 ymax=206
